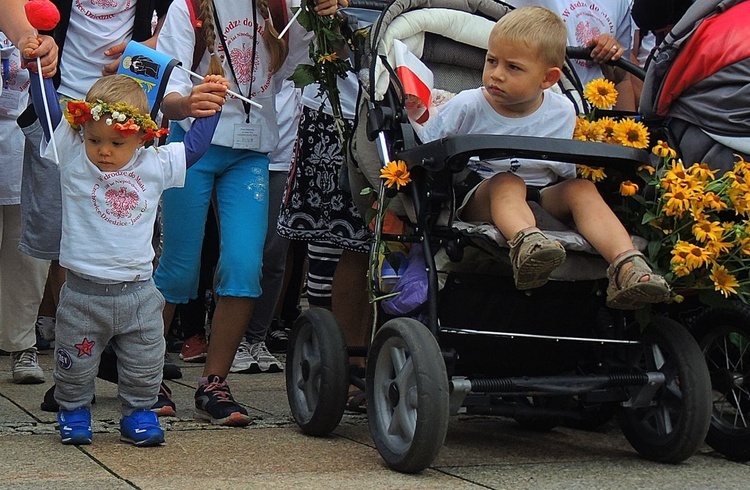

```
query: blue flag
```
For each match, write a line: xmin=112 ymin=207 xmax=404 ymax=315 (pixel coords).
xmin=117 ymin=41 xmax=180 ymax=118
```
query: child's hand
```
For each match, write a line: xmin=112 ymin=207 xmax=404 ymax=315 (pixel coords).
xmin=314 ymin=0 xmax=347 ymax=16
xmin=182 ymin=76 xmax=229 ymax=117
xmin=587 ymin=34 xmax=624 ymax=63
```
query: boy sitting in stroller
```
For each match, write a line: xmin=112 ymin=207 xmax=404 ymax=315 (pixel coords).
xmin=411 ymin=6 xmax=670 ymax=309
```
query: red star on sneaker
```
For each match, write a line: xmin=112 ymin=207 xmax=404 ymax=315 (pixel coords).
xmin=75 ymin=337 xmax=95 ymax=357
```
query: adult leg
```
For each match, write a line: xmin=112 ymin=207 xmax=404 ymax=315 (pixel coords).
xmin=0 ymin=205 xmax=49 ymax=383
xmin=332 ymin=249 xmax=371 ymax=352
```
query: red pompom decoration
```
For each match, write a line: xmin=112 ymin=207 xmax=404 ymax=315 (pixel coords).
xmin=25 ymin=0 xmax=61 ymax=31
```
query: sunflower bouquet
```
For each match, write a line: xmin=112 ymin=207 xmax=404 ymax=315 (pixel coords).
xmin=288 ymin=1 xmax=354 ymax=146
xmin=577 ymin=78 xmax=750 ymax=303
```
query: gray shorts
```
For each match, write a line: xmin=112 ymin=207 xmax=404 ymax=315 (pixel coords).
xmin=19 ymin=114 xmax=62 ymax=260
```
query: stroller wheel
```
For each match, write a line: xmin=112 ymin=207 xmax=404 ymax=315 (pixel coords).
xmin=285 ymin=308 xmax=349 ymax=436
xmin=617 ymin=316 xmax=711 ymax=463
xmin=692 ymin=304 xmax=750 ymax=462
xmin=366 ymin=317 xmax=449 ymax=473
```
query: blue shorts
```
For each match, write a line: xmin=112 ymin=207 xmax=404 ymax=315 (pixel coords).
xmin=154 ymin=124 xmax=269 ymax=303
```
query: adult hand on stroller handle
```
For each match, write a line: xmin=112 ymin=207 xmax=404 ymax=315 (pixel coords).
xmin=566 ymin=46 xmax=646 ymax=80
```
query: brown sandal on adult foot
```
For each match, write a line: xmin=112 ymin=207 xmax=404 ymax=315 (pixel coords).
xmin=606 ymin=250 xmax=671 ymax=310
xmin=509 ymin=227 xmax=566 ymax=290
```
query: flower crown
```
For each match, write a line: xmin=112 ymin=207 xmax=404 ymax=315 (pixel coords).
xmin=64 ymin=100 xmax=169 ymax=143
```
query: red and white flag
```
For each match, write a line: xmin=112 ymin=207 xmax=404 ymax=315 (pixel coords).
xmin=393 ymin=39 xmax=434 ymax=124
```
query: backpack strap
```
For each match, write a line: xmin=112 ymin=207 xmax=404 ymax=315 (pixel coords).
xmin=186 ymin=0 xmax=207 ymax=72
xmin=186 ymin=0 xmax=289 ymax=72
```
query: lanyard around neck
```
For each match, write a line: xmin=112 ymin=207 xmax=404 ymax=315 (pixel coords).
xmin=213 ymin=1 xmax=258 ymax=121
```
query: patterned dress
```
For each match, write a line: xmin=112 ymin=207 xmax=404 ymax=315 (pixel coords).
xmin=277 ymin=107 xmax=370 ymax=252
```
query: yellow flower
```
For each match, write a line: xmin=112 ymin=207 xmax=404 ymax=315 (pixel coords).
xmin=573 ymin=117 xmax=605 ymax=142
xmin=652 ymin=140 xmax=677 ymax=159
xmin=710 ymin=264 xmax=739 ymax=298
xmin=739 ymin=236 xmax=750 ymax=256
xmin=576 ymin=165 xmax=607 ymax=182
xmin=596 ymin=117 xmax=618 ymax=142
xmin=662 ymin=187 xmax=694 ymax=217
xmin=619 ymin=180 xmax=639 ymax=196
xmin=672 ymin=241 xmax=712 ymax=270
xmin=638 ymin=164 xmax=655 ymax=175
xmin=317 ymin=52 xmax=339 ymax=64
xmin=583 ymin=78 xmax=618 ymax=109
xmin=380 ymin=160 xmax=411 ymax=189
xmin=688 ymin=162 xmax=716 ymax=182
xmin=613 ymin=118 xmax=650 ymax=149
xmin=705 ymin=236 xmax=733 ymax=257
xmin=692 ymin=219 xmax=724 ymax=243
xmin=701 ymin=192 xmax=728 ymax=212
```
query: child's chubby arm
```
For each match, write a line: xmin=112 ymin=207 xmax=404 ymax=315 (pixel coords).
xmin=182 ymin=75 xmax=230 ymax=167
xmin=23 ymin=35 xmax=62 ymax=141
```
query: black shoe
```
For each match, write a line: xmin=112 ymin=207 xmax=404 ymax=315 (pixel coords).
xmin=150 ymin=382 xmax=176 ymax=417
xmin=265 ymin=327 xmax=289 ymax=353
xmin=40 ymin=384 xmax=95 ymax=412
xmin=194 ymin=375 xmax=252 ymax=426
xmin=163 ymin=352 xmax=183 ymax=380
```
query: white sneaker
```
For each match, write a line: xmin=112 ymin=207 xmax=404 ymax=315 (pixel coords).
xmin=230 ymin=340 xmax=259 ymax=373
xmin=12 ymin=347 xmax=45 ymax=384
xmin=249 ymin=341 xmax=284 ymax=373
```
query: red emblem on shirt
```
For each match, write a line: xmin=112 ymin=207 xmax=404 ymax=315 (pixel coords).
xmin=75 ymin=337 xmax=95 ymax=357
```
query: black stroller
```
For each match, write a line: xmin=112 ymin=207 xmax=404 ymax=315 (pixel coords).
xmin=285 ymin=0 xmax=712 ymax=473
xmin=637 ymin=0 xmax=750 ymax=462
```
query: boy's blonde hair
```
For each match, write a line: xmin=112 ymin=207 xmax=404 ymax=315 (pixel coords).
xmin=490 ymin=6 xmax=567 ymax=69
xmin=85 ymin=74 xmax=149 ymax=116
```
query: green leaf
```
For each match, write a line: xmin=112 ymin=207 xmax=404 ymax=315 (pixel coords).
xmin=287 ymin=64 xmax=317 ymax=88
xmin=641 ymin=211 xmax=656 ymax=225
xmin=360 ymin=187 xmax=374 ymax=195
xmin=296 ymin=7 xmax=314 ymax=32
xmin=647 ymin=239 xmax=662 ymax=262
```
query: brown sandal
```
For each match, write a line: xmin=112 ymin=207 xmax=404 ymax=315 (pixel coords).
xmin=509 ymin=227 xmax=566 ymax=290
xmin=606 ymin=250 xmax=671 ymax=310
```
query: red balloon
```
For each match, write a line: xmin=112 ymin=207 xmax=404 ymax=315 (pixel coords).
xmin=25 ymin=0 xmax=61 ymax=31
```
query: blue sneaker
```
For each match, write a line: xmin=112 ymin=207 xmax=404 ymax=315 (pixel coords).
xmin=57 ymin=407 xmax=92 ymax=445
xmin=120 ymin=409 xmax=165 ymax=447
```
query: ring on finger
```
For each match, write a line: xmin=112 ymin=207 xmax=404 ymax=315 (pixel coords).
xmin=610 ymin=45 xmax=618 ymax=51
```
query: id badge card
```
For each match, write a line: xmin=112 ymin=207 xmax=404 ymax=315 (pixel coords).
xmin=0 ymin=88 xmax=21 ymax=113
xmin=233 ymin=123 xmax=261 ymax=150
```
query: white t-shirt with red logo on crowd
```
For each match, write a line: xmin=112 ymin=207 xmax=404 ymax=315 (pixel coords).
xmin=43 ymin=122 xmax=186 ymax=283
xmin=59 ymin=0 xmax=137 ymax=100
xmin=509 ymin=0 xmax=634 ymax=85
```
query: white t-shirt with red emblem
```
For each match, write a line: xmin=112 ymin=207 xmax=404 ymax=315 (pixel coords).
xmin=43 ymin=123 xmax=186 ymax=282
xmin=0 ymin=35 xmax=29 ymax=205
xmin=158 ymin=0 xmax=312 ymax=153
xmin=509 ymin=0 xmax=634 ymax=85
xmin=59 ymin=0 xmax=137 ymax=99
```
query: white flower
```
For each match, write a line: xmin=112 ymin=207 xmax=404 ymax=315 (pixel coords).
xmin=105 ymin=118 xmax=113 ymax=126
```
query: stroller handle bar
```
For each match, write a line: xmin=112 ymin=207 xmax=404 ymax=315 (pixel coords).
xmin=396 ymin=134 xmax=650 ymax=174
xmin=566 ymin=46 xmax=646 ymax=80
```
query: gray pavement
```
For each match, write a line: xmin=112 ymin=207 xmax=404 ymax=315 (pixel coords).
xmin=2 ymin=347 xmax=750 ymax=489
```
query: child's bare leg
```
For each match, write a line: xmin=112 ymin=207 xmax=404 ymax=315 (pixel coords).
xmin=461 ymin=172 xmax=534 ymax=237
xmin=540 ymin=179 xmax=633 ymax=263
xmin=541 ymin=179 xmax=670 ymax=307
xmin=464 ymin=173 xmax=565 ymax=290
